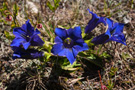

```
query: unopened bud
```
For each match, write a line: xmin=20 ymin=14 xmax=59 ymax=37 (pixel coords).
xmin=6 ymin=15 xmax=12 ymax=21
xmin=37 ymin=24 xmax=42 ymax=29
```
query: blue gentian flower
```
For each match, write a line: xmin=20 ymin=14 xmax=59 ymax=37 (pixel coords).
xmin=91 ymin=18 xmax=126 ymax=45
xmin=85 ymin=9 xmax=106 ymax=33
xmin=10 ymin=20 xmax=44 ymax=50
xmin=12 ymin=47 xmax=44 ymax=60
xmin=51 ymin=26 xmax=89 ymax=64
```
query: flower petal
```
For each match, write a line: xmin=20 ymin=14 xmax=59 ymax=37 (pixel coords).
xmin=73 ymin=26 xmax=82 ymax=38
xmin=85 ymin=9 xmax=106 ymax=33
xmin=21 ymin=24 xmax=27 ymax=32
xmin=75 ymin=39 xmax=85 ymax=45
xmin=31 ymin=35 xmax=44 ymax=46
xmin=13 ymin=27 xmax=26 ymax=38
xmin=22 ymin=42 xmax=31 ymax=50
xmin=31 ymin=51 xmax=44 ymax=58
xmin=106 ymin=18 xmax=113 ymax=29
xmin=105 ymin=18 xmax=126 ymax=45
xmin=91 ymin=33 xmax=109 ymax=45
xmin=10 ymin=37 xmax=25 ymax=47
xmin=58 ymin=48 xmax=67 ymax=56
xmin=12 ymin=53 xmax=21 ymax=59
xmin=113 ymin=23 xmax=125 ymax=34
xmin=12 ymin=47 xmax=44 ymax=59
xmin=105 ymin=18 xmax=113 ymax=37
xmin=55 ymin=36 xmax=63 ymax=44
xmin=66 ymin=49 xmax=76 ymax=64
xmin=34 ymin=29 xmax=41 ymax=35
xmin=55 ymin=28 xmax=67 ymax=39
xmin=73 ymin=43 xmax=89 ymax=52
xmin=107 ymin=34 xmax=126 ymax=45
xmin=67 ymin=26 xmax=82 ymax=39
xmin=51 ymin=43 xmax=64 ymax=55
xmin=26 ymin=19 xmax=34 ymax=36
xmin=72 ymin=48 xmax=79 ymax=59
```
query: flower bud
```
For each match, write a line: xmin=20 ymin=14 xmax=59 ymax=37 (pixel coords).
xmin=37 ymin=24 xmax=42 ymax=29
xmin=6 ymin=15 xmax=12 ymax=21
xmin=101 ymin=85 xmax=107 ymax=90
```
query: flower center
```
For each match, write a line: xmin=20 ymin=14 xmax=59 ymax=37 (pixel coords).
xmin=64 ymin=37 xmax=71 ymax=44
xmin=64 ymin=37 xmax=74 ymax=48
xmin=26 ymin=35 xmax=31 ymax=41
xmin=26 ymin=35 xmax=30 ymax=38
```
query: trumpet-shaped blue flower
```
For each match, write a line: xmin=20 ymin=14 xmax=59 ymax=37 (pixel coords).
xmin=10 ymin=20 xmax=44 ymax=50
xmin=91 ymin=18 xmax=126 ymax=45
xmin=85 ymin=9 xmax=106 ymax=33
xmin=51 ymin=26 xmax=89 ymax=64
xmin=12 ymin=47 xmax=44 ymax=60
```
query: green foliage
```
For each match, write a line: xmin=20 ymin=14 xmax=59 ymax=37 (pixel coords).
xmin=12 ymin=3 xmax=19 ymax=26
xmin=107 ymin=80 xmax=114 ymax=90
xmin=13 ymin=3 xmax=19 ymax=16
xmin=129 ymin=0 xmax=134 ymax=9
xmin=61 ymin=61 xmax=81 ymax=71
xmin=42 ymin=40 xmax=52 ymax=52
xmin=79 ymin=52 xmax=103 ymax=68
xmin=46 ymin=0 xmax=61 ymax=12
xmin=4 ymin=31 xmax=15 ymax=40
xmin=0 ymin=2 xmax=11 ymax=25
xmin=41 ymin=21 xmax=55 ymax=40
xmin=0 ymin=2 xmax=10 ymax=16
xmin=56 ymin=57 xmax=81 ymax=71
xmin=38 ymin=40 xmax=52 ymax=63
xmin=3 ymin=2 xmax=8 ymax=10
xmin=0 ymin=19 xmax=8 ymax=25
xmin=121 ymin=52 xmax=130 ymax=60
xmin=100 ymin=51 xmax=110 ymax=59
xmin=11 ymin=21 xmax=17 ymax=30
xmin=85 ymin=39 xmax=94 ymax=47
xmin=109 ymin=67 xmax=118 ymax=77
xmin=78 ymin=36 xmax=110 ymax=68
xmin=0 ymin=1 xmax=132 ymax=90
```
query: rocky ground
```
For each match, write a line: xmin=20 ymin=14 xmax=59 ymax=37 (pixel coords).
xmin=0 ymin=0 xmax=135 ymax=90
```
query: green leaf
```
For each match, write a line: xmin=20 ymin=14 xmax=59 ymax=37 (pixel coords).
xmin=87 ymin=54 xmax=96 ymax=60
xmin=97 ymin=45 xmax=102 ymax=55
xmin=0 ymin=19 xmax=4 ymax=22
xmin=109 ymin=67 xmax=118 ymax=77
xmin=54 ymin=0 xmax=60 ymax=10
xmin=61 ymin=61 xmax=81 ymax=71
xmin=48 ymin=21 xmax=55 ymax=37
xmin=0 ymin=2 xmax=10 ymax=16
xmin=3 ymin=2 xmax=8 ymax=10
xmin=41 ymin=21 xmax=51 ymax=38
xmin=44 ymin=52 xmax=52 ymax=60
xmin=42 ymin=40 xmax=52 ymax=52
xmin=4 ymin=31 xmax=15 ymax=40
xmin=11 ymin=22 xmax=16 ymax=28
xmin=121 ymin=52 xmax=130 ymax=60
xmin=12 ymin=3 xmax=19 ymax=27
xmin=85 ymin=39 xmax=94 ymax=47
xmin=100 ymin=51 xmax=110 ymax=58
xmin=46 ymin=0 xmax=60 ymax=12
xmin=54 ymin=0 xmax=60 ymax=7
xmin=13 ymin=3 xmax=19 ymax=16
xmin=61 ymin=66 xmax=78 ymax=71
xmin=107 ymin=80 xmax=114 ymax=90
xmin=46 ymin=1 xmax=55 ymax=12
